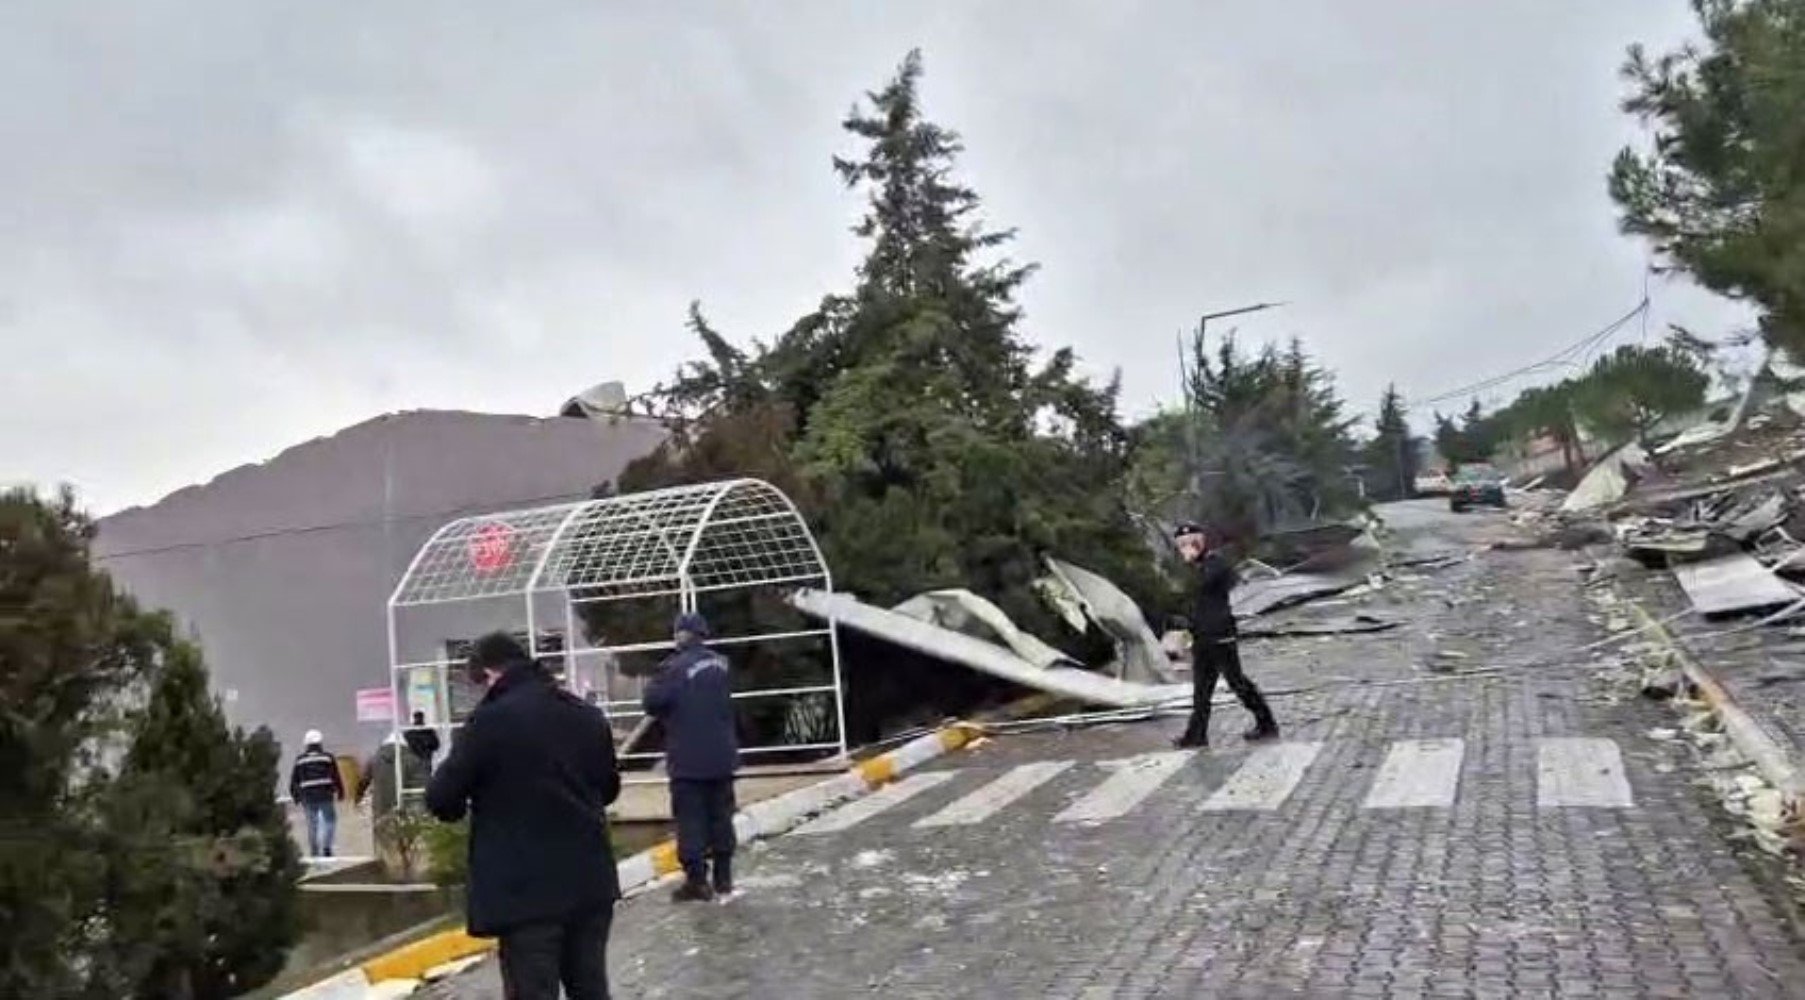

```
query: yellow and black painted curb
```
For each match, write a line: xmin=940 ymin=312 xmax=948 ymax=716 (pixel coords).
xmin=278 ymin=718 xmax=993 ymax=995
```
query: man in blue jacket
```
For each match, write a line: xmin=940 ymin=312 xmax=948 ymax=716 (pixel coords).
xmin=426 ymin=633 xmax=620 ymax=1000
xmin=644 ymin=612 xmax=739 ymax=902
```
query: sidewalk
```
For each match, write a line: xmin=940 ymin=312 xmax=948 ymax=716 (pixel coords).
xmin=1620 ymin=565 xmax=1805 ymax=780
xmin=419 ymin=522 xmax=1805 ymax=999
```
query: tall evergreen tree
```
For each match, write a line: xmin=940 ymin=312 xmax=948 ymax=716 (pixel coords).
xmin=615 ymin=51 xmax=1160 ymax=737
xmin=1364 ymin=384 xmax=1417 ymax=501
xmin=1610 ymin=0 xmax=1805 ymax=355
xmin=0 ymin=487 xmax=154 ymax=997
xmin=1129 ymin=328 xmax=1362 ymax=549
xmin=0 ymin=488 xmax=298 ymax=999
xmin=94 ymin=642 xmax=300 ymax=999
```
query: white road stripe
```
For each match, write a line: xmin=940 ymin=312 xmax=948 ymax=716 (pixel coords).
xmin=1201 ymin=742 xmax=1323 ymax=811
xmin=1053 ymin=751 xmax=1193 ymax=824
xmin=915 ymin=761 xmax=1075 ymax=828
xmin=1537 ymin=737 xmax=1634 ymax=808
xmin=792 ymin=771 xmax=960 ymax=834
xmin=1362 ymin=738 xmax=1465 ymax=809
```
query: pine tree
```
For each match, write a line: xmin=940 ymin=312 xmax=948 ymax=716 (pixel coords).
xmin=0 ymin=488 xmax=163 ymax=997
xmin=1142 ymin=328 xmax=1361 ymax=544
xmin=1610 ymin=0 xmax=1805 ymax=355
xmin=1570 ymin=343 xmax=1709 ymax=446
xmin=616 ymin=51 xmax=1162 ymax=738
xmin=95 ymin=642 xmax=300 ymax=999
xmin=0 ymin=487 xmax=298 ymax=998
xmin=1365 ymin=384 xmax=1417 ymax=501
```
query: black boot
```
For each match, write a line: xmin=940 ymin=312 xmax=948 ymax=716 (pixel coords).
xmin=1243 ymin=722 xmax=1280 ymax=743
xmin=712 ymin=855 xmax=734 ymax=898
xmin=673 ymin=861 xmax=714 ymax=903
xmin=1174 ymin=711 xmax=1209 ymax=749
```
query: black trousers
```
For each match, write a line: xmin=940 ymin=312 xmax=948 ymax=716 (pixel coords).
xmin=497 ymin=904 xmax=612 ymax=1000
xmin=1181 ymin=635 xmax=1276 ymax=743
xmin=670 ymin=777 xmax=736 ymax=884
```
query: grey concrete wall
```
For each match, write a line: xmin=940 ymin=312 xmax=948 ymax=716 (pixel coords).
xmin=94 ymin=410 xmax=666 ymax=773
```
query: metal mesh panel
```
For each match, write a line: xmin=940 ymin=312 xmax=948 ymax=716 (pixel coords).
xmin=389 ymin=479 xmax=828 ymax=607
xmin=390 ymin=503 xmax=578 ymax=605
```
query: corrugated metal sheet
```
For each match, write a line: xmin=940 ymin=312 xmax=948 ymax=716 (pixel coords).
xmin=1673 ymin=553 xmax=1800 ymax=617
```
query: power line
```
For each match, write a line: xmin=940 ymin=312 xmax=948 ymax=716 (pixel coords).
xmin=1404 ymin=298 xmax=1650 ymax=411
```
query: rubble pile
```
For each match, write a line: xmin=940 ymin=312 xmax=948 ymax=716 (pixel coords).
xmin=1513 ymin=384 xmax=1805 ymax=620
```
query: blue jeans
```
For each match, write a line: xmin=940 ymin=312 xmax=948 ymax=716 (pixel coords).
xmin=302 ymin=800 xmax=337 ymax=857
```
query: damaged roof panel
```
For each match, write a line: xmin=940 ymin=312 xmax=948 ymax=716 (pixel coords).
xmin=1673 ymin=553 xmax=1801 ymax=617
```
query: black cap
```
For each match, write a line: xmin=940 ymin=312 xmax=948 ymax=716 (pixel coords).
xmin=1173 ymin=521 xmax=1206 ymax=540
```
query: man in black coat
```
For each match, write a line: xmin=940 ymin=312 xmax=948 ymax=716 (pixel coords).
xmin=644 ymin=611 xmax=739 ymax=902
xmin=1173 ymin=522 xmax=1279 ymax=748
xmin=426 ymin=633 xmax=620 ymax=1000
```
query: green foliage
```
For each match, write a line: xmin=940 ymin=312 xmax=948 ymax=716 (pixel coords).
xmin=423 ymin=817 xmax=470 ymax=888
xmin=617 ymin=50 xmax=1164 ymax=655
xmin=1129 ymin=330 xmax=1362 ymax=550
xmin=1569 ymin=343 xmax=1710 ymax=445
xmin=1610 ymin=0 xmax=1805 ymax=354
xmin=1432 ymin=400 xmax=1502 ymax=471
xmin=1494 ymin=382 xmax=1588 ymax=477
xmin=0 ymin=487 xmax=298 ymax=999
xmin=375 ymin=805 xmax=436 ymax=881
xmin=0 ymin=486 xmax=151 ymax=998
xmin=1363 ymin=384 xmax=1418 ymax=501
xmin=93 ymin=644 xmax=300 ymax=999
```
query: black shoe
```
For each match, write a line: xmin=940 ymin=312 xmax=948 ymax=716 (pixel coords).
xmin=672 ymin=880 xmax=715 ymax=903
xmin=1172 ymin=735 xmax=1208 ymax=749
xmin=711 ymin=859 xmax=734 ymax=897
xmin=1243 ymin=724 xmax=1280 ymax=743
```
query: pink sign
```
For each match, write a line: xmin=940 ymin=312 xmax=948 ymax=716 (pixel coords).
xmin=355 ymin=687 xmax=396 ymax=723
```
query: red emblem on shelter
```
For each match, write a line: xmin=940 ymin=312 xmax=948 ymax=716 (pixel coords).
xmin=467 ymin=522 xmax=515 ymax=574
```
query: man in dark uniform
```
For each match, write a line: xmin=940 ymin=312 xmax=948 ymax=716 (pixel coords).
xmin=403 ymin=709 xmax=441 ymax=765
xmin=426 ymin=633 xmax=620 ymax=1000
xmin=644 ymin=612 xmax=739 ymax=903
xmin=1173 ymin=521 xmax=1279 ymax=748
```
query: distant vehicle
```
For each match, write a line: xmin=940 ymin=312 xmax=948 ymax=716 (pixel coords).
xmin=1449 ymin=465 xmax=1507 ymax=513
xmin=1413 ymin=472 xmax=1454 ymax=496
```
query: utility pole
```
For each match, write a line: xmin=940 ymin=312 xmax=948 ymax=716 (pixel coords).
xmin=1189 ymin=301 xmax=1286 ymax=398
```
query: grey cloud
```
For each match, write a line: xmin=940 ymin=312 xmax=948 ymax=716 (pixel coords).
xmin=0 ymin=0 xmax=1754 ymax=513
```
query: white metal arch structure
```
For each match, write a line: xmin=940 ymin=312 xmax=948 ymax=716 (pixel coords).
xmin=385 ymin=479 xmax=845 ymax=796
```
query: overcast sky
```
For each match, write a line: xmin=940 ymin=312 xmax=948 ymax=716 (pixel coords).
xmin=0 ymin=1 xmax=1752 ymax=514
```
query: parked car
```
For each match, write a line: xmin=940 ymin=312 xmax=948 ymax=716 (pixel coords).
xmin=1413 ymin=472 xmax=1454 ymax=496
xmin=1449 ymin=466 xmax=1507 ymax=512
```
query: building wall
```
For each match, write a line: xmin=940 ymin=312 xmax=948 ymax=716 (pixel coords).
xmin=94 ymin=410 xmax=667 ymax=771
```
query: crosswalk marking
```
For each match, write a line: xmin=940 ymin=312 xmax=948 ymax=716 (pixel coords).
xmin=1201 ymin=741 xmax=1323 ymax=812
xmin=786 ymin=737 xmax=1641 ymax=836
xmin=793 ymin=770 xmax=959 ymax=835
xmin=1053 ymin=751 xmax=1193 ymax=824
xmin=915 ymin=760 xmax=1075 ymax=828
xmin=1363 ymin=738 xmax=1465 ymax=809
xmin=1536 ymin=737 xmax=1634 ymax=808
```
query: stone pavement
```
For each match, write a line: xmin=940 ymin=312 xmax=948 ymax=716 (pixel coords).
xmin=421 ymin=504 xmax=1805 ymax=998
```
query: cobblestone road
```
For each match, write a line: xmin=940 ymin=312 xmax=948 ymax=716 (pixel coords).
xmin=423 ymin=502 xmax=1805 ymax=998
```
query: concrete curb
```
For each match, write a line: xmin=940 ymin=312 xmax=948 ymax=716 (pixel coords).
xmin=1626 ymin=600 xmax=1805 ymax=813
xmin=277 ymin=720 xmax=985 ymax=996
